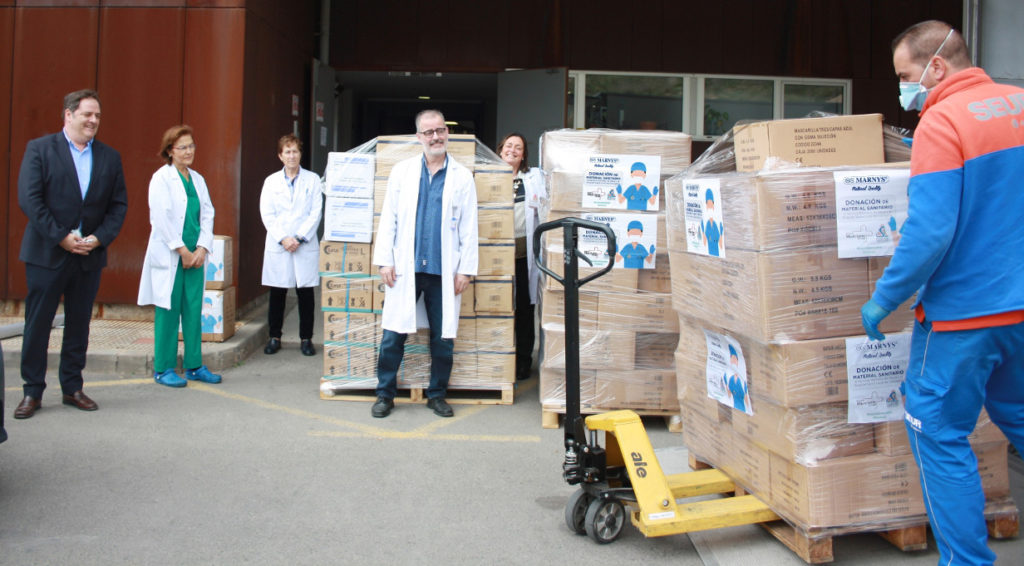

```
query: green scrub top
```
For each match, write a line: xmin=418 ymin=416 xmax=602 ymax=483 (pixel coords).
xmin=178 ymin=169 xmax=201 ymax=251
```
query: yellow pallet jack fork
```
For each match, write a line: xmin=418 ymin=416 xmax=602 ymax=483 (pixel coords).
xmin=534 ymin=218 xmax=778 ymax=544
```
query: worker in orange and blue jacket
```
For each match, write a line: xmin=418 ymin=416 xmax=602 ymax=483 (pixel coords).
xmin=862 ymin=20 xmax=1024 ymax=566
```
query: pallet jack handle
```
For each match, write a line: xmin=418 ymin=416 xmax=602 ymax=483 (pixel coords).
xmin=533 ymin=218 xmax=616 ymax=484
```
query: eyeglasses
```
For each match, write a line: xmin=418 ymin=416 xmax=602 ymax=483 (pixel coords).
xmin=174 ymin=143 xmax=196 ymax=151
xmin=417 ymin=127 xmax=448 ymax=137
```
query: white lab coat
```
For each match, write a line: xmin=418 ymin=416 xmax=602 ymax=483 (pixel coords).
xmin=521 ymin=167 xmax=547 ymax=305
xmin=137 ymin=164 xmax=215 ymax=310
xmin=260 ymin=167 xmax=323 ymax=288
xmin=373 ymin=154 xmax=478 ymax=339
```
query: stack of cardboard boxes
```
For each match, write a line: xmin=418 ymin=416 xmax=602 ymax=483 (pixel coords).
xmin=319 ymin=136 xmax=518 ymax=399
xmin=666 ymin=114 xmax=1014 ymax=533
xmin=196 ymin=235 xmax=235 ymax=342
xmin=537 ymin=129 xmax=690 ymax=421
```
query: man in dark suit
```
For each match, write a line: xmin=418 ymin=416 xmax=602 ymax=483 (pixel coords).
xmin=14 ymin=89 xmax=128 ymax=419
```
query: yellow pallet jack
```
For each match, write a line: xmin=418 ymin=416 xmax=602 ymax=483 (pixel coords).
xmin=534 ymin=218 xmax=779 ymax=544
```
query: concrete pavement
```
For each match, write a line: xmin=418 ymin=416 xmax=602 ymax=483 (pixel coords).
xmin=2 ymin=296 xmax=1023 ymax=565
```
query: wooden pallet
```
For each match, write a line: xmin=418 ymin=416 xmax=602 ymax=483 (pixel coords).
xmin=320 ymin=383 xmax=514 ymax=405
xmin=688 ymin=454 xmax=1019 ymax=564
xmin=542 ymin=405 xmax=681 ymax=432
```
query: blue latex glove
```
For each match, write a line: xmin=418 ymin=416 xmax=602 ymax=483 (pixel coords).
xmin=653 ymin=186 xmax=659 ymax=196
xmin=649 ymin=245 xmax=656 ymax=256
xmin=888 ymin=216 xmax=898 ymax=232
xmin=861 ymin=299 xmax=891 ymax=341
xmin=616 ymin=186 xmax=623 ymax=194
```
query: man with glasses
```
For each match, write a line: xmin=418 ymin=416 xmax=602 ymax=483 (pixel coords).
xmin=14 ymin=89 xmax=128 ymax=419
xmin=371 ymin=110 xmax=478 ymax=418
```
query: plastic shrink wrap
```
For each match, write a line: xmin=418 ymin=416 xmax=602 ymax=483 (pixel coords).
xmin=537 ymin=129 xmax=690 ymax=416
xmin=668 ymin=114 xmax=1014 ymax=533
xmin=319 ymin=136 xmax=517 ymax=397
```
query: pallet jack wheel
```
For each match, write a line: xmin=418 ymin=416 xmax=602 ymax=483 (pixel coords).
xmin=565 ymin=489 xmax=594 ymax=535
xmin=584 ymin=497 xmax=625 ymax=544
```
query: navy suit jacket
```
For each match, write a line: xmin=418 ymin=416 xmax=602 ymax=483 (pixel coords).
xmin=17 ymin=132 xmax=128 ymax=271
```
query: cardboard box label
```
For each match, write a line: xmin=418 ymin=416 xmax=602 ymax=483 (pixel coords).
xmin=578 ymin=213 xmax=658 ymax=269
xmin=846 ymin=333 xmax=911 ymax=423
xmin=734 ymin=114 xmax=884 ymax=172
xmin=324 ymin=152 xmax=375 ymax=199
xmin=320 ymin=241 xmax=371 ymax=274
xmin=834 ymin=169 xmax=909 ymax=258
xmin=324 ymin=196 xmax=373 ymax=243
xmin=205 ymin=235 xmax=233 ymax=289
xmin=702 ymin=329 xmax=752 ymax=415
xmin=683 ymin=178 xmax=725 ymax=258
xmin=582 ymin=154 xmax=661 ymax=211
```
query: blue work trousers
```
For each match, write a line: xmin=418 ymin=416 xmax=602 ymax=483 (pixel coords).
xmin=903 ymin=318 xmax=1024 ymax=566
xmin=375 ymin=273 xmax=453 ymax=401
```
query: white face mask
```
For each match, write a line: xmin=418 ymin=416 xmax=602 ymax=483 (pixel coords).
xmin=898 ymin=29 xmax=954 ymax=112
xmin=628 ymin=235 xmax=642 ymax=245
xmin=631 ymin=175 xmax=644 ymax=185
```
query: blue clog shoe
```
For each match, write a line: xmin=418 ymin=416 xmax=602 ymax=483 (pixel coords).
xmin=186 ymin=365 xmax=222 ymax=384
xmin=154 ymin=369 xmax=187 ymax=388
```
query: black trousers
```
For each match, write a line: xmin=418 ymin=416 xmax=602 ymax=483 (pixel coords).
xmin=514 ymin=256 xmax=535 ymax=379
xmin=267 ymin=286 xmax=314 ymax=340
xmin=22 ymin=258 xmax=103 ymax=398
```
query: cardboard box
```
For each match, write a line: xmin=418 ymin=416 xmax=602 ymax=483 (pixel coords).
xmin=599 ymin=130 xmax=692 ymax=177
xmin=321 ymin=277 xmax=375 ymax=311
xmin=594 ymin=370 xmax=678 ymax=411
xmin=474 ymin=276 xmax=514 ymax=314
xmin=547 ymin=171 xmax=584 ymax=212
xmin=540 ymin=130 xmax=602 ymax=173
xmin=371 ymin=278 xmax=387 ymax=312
xmin=374 ymin=135 xmax=422 ymax=177
xmin=373 ymin=176 xmax=388 ymax=214
xmin=539 ymin=288 xmax=599 ymax=331
xmin=637 ymin=255 xmax=671 ymax=293
xmin=542 ymin=326 xmax=636 ymax=371
xmin=474 ymin=315 xmax=515 ymax=351
xmin=634 ymin=332 xmax=678 ymax=369
xmin=323 ymin=312 xmax=377 ymax=345
xmin=459 ymin=280 xmax=475 ymax=314
xmin=474 ymin=167 xmax=514 ymax=204
xmin=769 ymin=450 xmax=926 ymax=528
xmin=733 ymin=114 xmax=885 ymax=172
xmin=477 ymin=352 xmax=515 ymax=384
xmin=320 ymin=241 xmax=371 ymax=274
xmin=205 ymin=235 xmax=233 ymax=290
xmin=681 ymin=411 xmax=727 ymax=468
xmin=198 ymin=287 xmax=235 ymax=342
xmin=478 ymin=206 xmax=515 ymax=240
xmin=720 ymin=427 xmax=773 ymax=496
xmin=598 ymin=292 xmax=678 ymax=333
xmin=324 ymin=196 xmax=374 ymax=243
xmin=543 ymin=246 xmax=639 ymax=293
xmin=868 ymin=256 xmax=916 ymax=333
xmin=732 ymin=400 xmax=875 ymax=464
xmin=676 ymin=357 xmax=732 ymax=424
xmin=540 ymin=366 xmax=598 ymax=410
xmin=323 ymin=343 xmax=377 ymax=378
xmin=324 ymin=152 xmax=375 ymax=199
xmin=477 ymin=240 xmax=516 ymax=276
xmin=448 ymin=353 xmax=479 ymax=386
xmin=454 ymin=317 xmax=476 ymax=353
xmin=675 ymin=316 xmax=851 ymax=407
xmin=669 ymin=247 xmax=877 ymax=342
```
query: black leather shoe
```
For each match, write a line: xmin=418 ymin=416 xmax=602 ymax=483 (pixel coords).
xmin=371 ymin=397 xmax=394 ymax=418
xmin=264 ymin=338 xmax=281 ymax=355
xmin=14 ymin=396 xmax=41 ymax=419
xmin=62 ymin=390 xmax=98 ymax=411
xmin=300 ymin=339 xmax=316 ymax=356
xmin=426 ymin=397 xmax=454 ymax=418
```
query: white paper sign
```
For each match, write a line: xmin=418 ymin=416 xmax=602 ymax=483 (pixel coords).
xmin=324 ymin=197 xmax=373 ymax=243
xmin=579 ymin=213 xmax=658 ymax=269
xmin=846 ymin=333 xmax=911 ymax=423
xmin=582 ymin=154 xmax=662 ymax=211
xmin=703 ymin=329 xmax=752 ymax=415
xmin=834 ymin=169 xmax=910 ymax=258
xmin=324 ymin=152 xmax=375 ymax=199
xmin=205 ymin=237 xmax=226 ymax=283
xmin=683 ymin=178 xmax=725 ymax=258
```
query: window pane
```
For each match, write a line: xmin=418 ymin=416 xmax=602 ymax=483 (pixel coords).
xmin=783 ymin=84 xmax=844 ymax=118
xmin=584 ymin=75 xmax=683 ymax=130
xmin=567 ymin=75 xmax=576 ymax=129
xmin=703 ymin=78 xmax=773 ymax=136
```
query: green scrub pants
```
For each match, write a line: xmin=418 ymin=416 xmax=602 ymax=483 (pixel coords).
xmin=154 ymin=260 xmax=204 ymax=373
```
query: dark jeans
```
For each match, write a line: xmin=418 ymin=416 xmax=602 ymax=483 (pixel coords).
xmin=376 ymin=273 xmax=453 ymax=400
xmin=22 ymin=259 xmax=102 ymax=398
xmin=268 ymin=286 xmax=315 ymax=340
xmin=514 ymin=256 xmax=535 ymax=379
